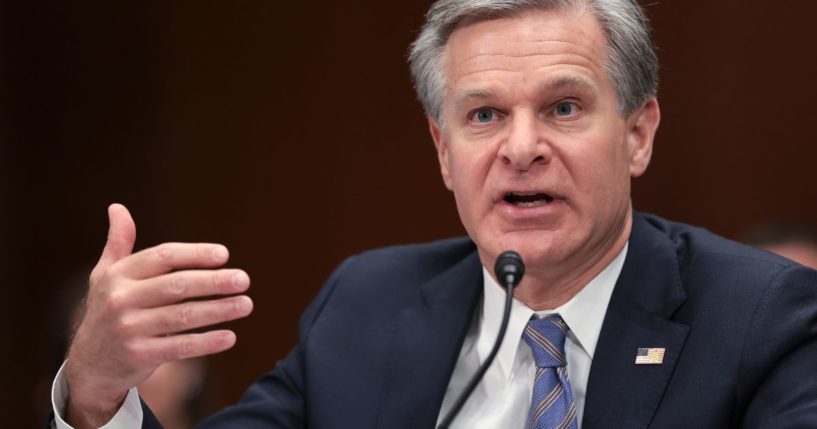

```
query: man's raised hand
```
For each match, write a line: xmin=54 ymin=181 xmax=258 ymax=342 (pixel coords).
xmin=64 ymin=204 xmax=253 ymax=428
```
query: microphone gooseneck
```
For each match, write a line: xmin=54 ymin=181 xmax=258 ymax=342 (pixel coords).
xmin=436 ymin=250 xmax=525 ymax=429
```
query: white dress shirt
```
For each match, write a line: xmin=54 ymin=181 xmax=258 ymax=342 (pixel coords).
xmin=436 ymin=244 xmax=627 ymax=429
xmin=52 ymin=360 xmax=143 ymax=429
xmin=52 ymin=244 xmax=626 ymax=428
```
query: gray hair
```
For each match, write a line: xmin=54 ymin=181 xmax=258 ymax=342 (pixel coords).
xmin=408 ymin=0 xmax=658 ymax=122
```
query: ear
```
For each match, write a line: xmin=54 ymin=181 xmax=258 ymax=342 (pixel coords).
xmin=625 ymin=98 xmax=661 ymax=178
xmin=429 ymin=117 xmax=454 ymax=190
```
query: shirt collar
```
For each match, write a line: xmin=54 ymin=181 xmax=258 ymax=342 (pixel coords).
xmin=478 ymin=242 xmax=628 ymax=380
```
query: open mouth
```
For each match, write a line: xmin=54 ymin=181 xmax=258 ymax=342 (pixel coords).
xmin=503 ymin=192 xmax=555 ymax=208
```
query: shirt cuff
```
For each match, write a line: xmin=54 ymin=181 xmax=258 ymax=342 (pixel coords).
xmin=51 ymin=360 xmax=144 ymax=429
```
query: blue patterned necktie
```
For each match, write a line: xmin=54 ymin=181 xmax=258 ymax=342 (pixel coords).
xmin=521 ymin=315 xmax=579 ymax=429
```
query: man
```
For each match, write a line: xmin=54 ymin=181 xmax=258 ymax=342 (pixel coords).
xmin=744 ymin=223 xmax=817 ymax=270
xmin=52 ymin=0 xmax=817 ymax=428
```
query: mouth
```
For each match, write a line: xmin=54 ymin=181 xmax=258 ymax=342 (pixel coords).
xmin=503 ymin=191 xmax=555 ymax=208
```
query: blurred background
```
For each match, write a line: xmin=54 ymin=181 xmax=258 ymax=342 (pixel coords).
xmin=2 ymin=0 xmax=816 ymax=426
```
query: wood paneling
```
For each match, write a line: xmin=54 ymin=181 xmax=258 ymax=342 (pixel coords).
xmin=2 ymin=1 xmax=816 ymax=425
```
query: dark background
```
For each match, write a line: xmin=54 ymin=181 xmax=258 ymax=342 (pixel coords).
xmin=2 ymin=1 xmax=816 ymax=426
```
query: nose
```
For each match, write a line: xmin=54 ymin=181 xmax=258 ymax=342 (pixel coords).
xmin=497 ymin=112 xmax=550 ymax=171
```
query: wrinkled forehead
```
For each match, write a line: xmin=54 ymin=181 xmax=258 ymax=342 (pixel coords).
xmin=439 ymin=8 xmax=611 ymax=102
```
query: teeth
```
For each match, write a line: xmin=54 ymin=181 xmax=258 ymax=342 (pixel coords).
xmin=504 ymin=192 xmax=554 ymax=206
xmin=515 ymin=200 xmax=549 ymax=208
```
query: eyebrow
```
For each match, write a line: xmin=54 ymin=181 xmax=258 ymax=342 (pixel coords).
xmin=452 ymin=75 xmax=597 ymax=111
xmin=453 ymin=87 xmax=496 ymax=111
xmin=538 ymin=75 xmax=596 ymax=94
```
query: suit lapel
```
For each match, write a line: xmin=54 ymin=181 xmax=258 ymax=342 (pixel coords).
xmin=375 ymin=250 xmax=483 ymax=429
xmin=583 ymin=214 xmax=690 ymax=429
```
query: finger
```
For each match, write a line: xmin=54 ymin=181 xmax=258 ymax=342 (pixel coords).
xmin=97 ymin=203 xmax=137 ymax=269
xmin=142 ymin=330 xmax=238 ymax=363
xmin=120 ymin=242 xmax=230 ymax=279
xmin=127 ymin=269 xmax=250 ymax=308
xmin=135 ymin=295 xmax=253 ymax=336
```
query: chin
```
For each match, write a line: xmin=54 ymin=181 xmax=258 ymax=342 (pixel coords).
xmin=515 ymin=245 xmax=569 ymax=271
xmin=479 ymin=229 xmax=571 ymax=270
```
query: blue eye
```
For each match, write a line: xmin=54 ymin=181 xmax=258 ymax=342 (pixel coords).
xmin=554 ymin=102 xmax=576 ymax=116
xmin=474 ymin=109 xmax=494 ymax=123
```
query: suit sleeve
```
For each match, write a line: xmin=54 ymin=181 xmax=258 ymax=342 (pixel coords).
xmin=739 ymin=264 xmax=817 ymax=428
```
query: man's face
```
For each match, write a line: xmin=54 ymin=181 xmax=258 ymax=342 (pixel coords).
xmin=762 ymin=243 xmax=817 ymax=270
xmin=430 ymin=8 xmax=659 ymax=279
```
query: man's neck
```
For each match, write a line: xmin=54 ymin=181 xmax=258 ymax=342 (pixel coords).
xmin=513 ymin=215 xmax=632 ymax=311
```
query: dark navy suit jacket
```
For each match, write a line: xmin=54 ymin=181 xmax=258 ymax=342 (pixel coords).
xmin=137 ymin=213 xmax=817 ymax=428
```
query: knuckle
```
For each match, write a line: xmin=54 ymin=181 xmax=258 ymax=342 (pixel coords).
xmin=116 ymin=316 xmax=138 ymax=338
xmin=124 ymin=341 xmax=147 ymax=365
xmin=156 ymin=313 xmax=173 ymax=333
xmin=223 ymin=299 xmax=239 ymax=318
xmin=90 ymin=264 xmax=117 ymax=288
xmin=106 ymin=289 xmax=129 ymax=311
xmin=214 ymin=272 xmax=224 ymax=291
xmin=168 ymin=274 xmax=187 ymax=297
xmin=107 ymin=259 xmax=127 ymax=277
xmin=155 ymin=243 xmax=174 ymax=261
xmin=178 ymin=304 xmax=195 ymax=327
xmin=216 ymin=271 xmax=235 ymax=293
xmin=195 ymin=244 xmax=207 ymax=260
xmin=177 ymin=337 xmax=195 ymax=358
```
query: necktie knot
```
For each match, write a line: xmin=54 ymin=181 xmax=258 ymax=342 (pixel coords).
xmin=522 ymin=315 xmax=568 ymax=368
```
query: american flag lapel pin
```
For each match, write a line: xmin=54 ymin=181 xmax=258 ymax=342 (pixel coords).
xmin=635 ymin=347 xmax=666 ymax=365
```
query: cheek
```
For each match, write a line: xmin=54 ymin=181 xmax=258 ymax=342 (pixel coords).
xmin=588 ymin=145 xmax=634 ymax=213
xmin=446 ymin=145 xmax=497 ymax=216
xmin=447 ymin=144 xmax=493 ymax=188
xmin=563 ymin=137 xmax=632 ymax=206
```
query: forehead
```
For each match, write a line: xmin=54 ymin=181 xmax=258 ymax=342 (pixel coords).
xmin=441 ymin=8 xmax=611 ymax=103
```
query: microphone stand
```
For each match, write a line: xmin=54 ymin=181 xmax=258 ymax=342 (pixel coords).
xmin=436 ymin=273 xmax=517 ymax=429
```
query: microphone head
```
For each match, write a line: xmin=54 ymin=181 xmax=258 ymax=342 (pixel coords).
xmin=494 ymin=250 xmax=525 ymax=288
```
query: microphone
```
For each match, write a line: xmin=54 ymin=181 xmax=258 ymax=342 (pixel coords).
xmin=437 ymin=251 xmax=525 ymax=429
xmin=495 ymin=250 xmax=525 ymax=289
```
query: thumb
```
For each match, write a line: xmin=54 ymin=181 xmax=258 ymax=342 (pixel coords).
xmin=97 ymin=203 xmax=136 ymax=268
